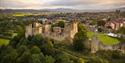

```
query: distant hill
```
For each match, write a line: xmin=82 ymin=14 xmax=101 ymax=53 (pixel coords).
xmin=0 ymin=7 xmax=125 ymax=13
xmin=117 ymin=7 xmax=125 ymax=12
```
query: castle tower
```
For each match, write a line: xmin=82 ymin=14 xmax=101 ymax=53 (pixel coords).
xmin=69 ymin=20 xmax=78 ymax=39
xmin=25 ymin=24 xmax=33 ymax=38
xmin=43 ymin=23 xmax=51 ymax=34
xmin=32 ymin=22 xmax=42 ymax=35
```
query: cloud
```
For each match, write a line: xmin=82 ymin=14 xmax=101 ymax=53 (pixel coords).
xmin=0 ymin=0 xmax=125 ymax=9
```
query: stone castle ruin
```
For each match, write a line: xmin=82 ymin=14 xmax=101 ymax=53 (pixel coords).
xmin=25 ymin=19 xmax=125 ymax=53
xmin=25 ymin=20 xmax=78 ymax=42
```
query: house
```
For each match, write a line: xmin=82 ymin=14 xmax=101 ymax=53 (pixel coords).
xmin=105 ymin=18 xmax=125 ymax=31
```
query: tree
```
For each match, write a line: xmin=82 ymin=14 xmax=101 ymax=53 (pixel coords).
xmin=30 ymin=46 xmax=41 ymax=54
xmin=52 ymin=21 xmax=65 ymax=28
xmin=97 ymin=20 xmax=106 ymax=26
xmin=90 ymin=20 xmax=97 ymax=25
xmin=42 ymin=39 xmax=55 ymax=55
xmin=117 ymin=27 xmax=125 ymax=35
xmin=17 ymin=37 xmax=29 ymax=47
xmin=56 ymin=52 xmax=72 ymax=63
xmin=17 ymin=25 xmax=25 ymax=36
xmin=31 ymin=34 xmax=44 ymax=47
xmin=73 ymin=24 xmax=88 ymax=51
xmin=10 ymin=35 xmax=22 ymax=48
xmin=16 ymin=50 xmax=32 ymax=63
xmin=57 ymin=21 xmax=65 ymax=28
xmin=78 ymin=24 xmax=87 ymax=32
xmin=77 ymin=58 xmax=85 ymax=63
xmin=0 ymin=46 xmax=18 ymax=63
xmin=17 ymin=45 xmax=28 ymax=57
xmin=44 ymin=55 xmax=55 ymax=63
xmin=31 ymin=53 xmax=45 ymax=63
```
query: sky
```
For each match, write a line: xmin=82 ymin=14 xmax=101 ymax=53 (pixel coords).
xmin=0 ymin=0 xmax=125 ymax=10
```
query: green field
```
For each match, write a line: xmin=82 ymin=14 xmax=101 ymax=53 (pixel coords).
xmin=87 ymin=31 xmax=94 ymax=39
xmin=0 ymin=38 xmax=10 ymax=46
xmin=13 ymin=13 xmax=31 ymax=16
xmin=97 ymin=34 xmax=119 ymax=45
xmin=0 ymin=33 xmax=17 ymax=46
xmin=87 ymin=31 xmax=120 ymax=45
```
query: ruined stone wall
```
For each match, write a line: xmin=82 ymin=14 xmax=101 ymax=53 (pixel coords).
xmin=25 ymin=21 xmax=78 ymax=41
xmin=91 ymin=39 xmax=125 ymax=53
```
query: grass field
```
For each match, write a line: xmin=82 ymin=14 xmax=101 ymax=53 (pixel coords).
xmin=0 ymin=38 xmax=10 ymax=46
xmin=97 ymin=34 xmax=119 ymax=45
xmin=87 ymin=31 xmax=94 ymax=39
xmin=0 ymin=33 xmax=17 ymax=46
xmin=87 ymin=31 xmax=120 ymax=45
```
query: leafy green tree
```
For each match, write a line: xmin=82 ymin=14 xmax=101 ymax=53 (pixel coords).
xmin=0 ymin=46 xmax=18 ymax=63
xmin=30 ymin=46 xmax=45 ymax=63
xmin=42 ymin=39 xmax=55 ymax=55
xmin=56 ymin=52 xmax=73 ymax=63
xmin=30 ymin=46 xmax=41 ymax=54
xmin=73 ymin=24 xmax=88 ymax=51
xmin=87 ymin=57 xmax=109 ymax=63
xmin=52 ymin=21 xmax=65 ymax=28
xmin=31 ymin=34 xmax=44 ymax=46
xmin=97 ymin=20 xmax=106 ymax=26
xmin=90 ymin=20 xmax=97 ymax=25
xmin=17 ymin=25 xmax=25 ymax=36
xmin=78 ymin=24 xmax=87 ymax=32
xmin=10 ymin=35 xmax=23 ymax=48
xmin=57 ymin=21 xmax=65 ymax=28
xmin=17 ymin=45 xmax=28 ymax=57
xmin=77 ymin=58 xmax=85 ymax=63
xmin=16 ymin=50 xmax=32 ymax=63
xmin=44 ymin=55 xmax=55 ymax=63
xmin=31 ymin=53 xmax=44 ymax=63
xmin=117 ymin=27 xmax=125 ymax=35
xmin=16 ymin=37 xmax=29 ymax=47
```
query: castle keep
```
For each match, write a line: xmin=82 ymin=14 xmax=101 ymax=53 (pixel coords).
xmin=25 ymin=20 xmax=78 ymax=41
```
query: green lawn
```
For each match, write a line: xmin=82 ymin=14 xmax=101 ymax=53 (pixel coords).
xmin=0 ymin=33 xmax=17 ymax=46
xmin=87 ymin=31 xmax=120 ymax=45
xmin=0 ymin=38 xmax=10 ymax=46
xmin=87 ymin=31 xmax=94 ymax=39
xmin=97 ymin=34 xmax=119 ymax=45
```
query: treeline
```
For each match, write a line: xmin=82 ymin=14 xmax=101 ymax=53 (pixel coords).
xmin=0 ymin=14 xmax=32 ymax=39
xmin=0 ymin=34 xmax=85 ymax=63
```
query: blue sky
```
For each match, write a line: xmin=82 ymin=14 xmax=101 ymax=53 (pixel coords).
xmin=0 ymin=0 xmax=125 ymax=9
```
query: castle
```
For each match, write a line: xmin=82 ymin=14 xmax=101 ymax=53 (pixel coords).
xmin=25 ymin=20 xmax=125 ymax=53
xmin=25 ymin=20 xmax=78 ymax=42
